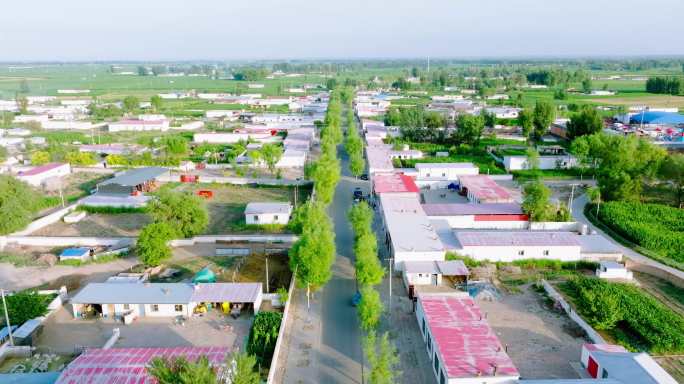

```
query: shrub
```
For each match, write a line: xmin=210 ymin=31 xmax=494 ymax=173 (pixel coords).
xmin=79 ymin=205 xmax=147 ymax=214
xmin=246 ymin=311 xmax=282 ymax=366
xmin=136 ymin=222 xmax=176 ymax=267
xmin=0 ymin=291 xmax=50 ymax=326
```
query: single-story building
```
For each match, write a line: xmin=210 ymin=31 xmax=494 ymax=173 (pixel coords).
xmin=276 ymin=148 xmax=307 ymax=168
xmin=372 ymin=172 xmax=420 ymax=196
xmin=80 ymin=193 xmax=152 ymax=208
xmin=596 ymin=261 xmax=633 ymax=280
xmin=458 ymin=175 xmax=514 ymax=204
xmin=503 ymin=154 xmax=578 ymax=171
xmin=379 ymin=193 xmax=445 ymax=271
xmin=403 ymin=260 xmax=468 ymax=297
xmin=416 ymin=293 xmax=519 ymax=384
xmin=56 ymin=347 xmax=230 ymax=384
xmin=12 ymin=317 xmax=44 ymax=346
xmin=580 ymin=344 xmax=676 ymax=383
xmin=245 ymin=202 xmax=293 ymax=225
xmin=16 ymin=163 xmax=71 ymax=187
xmin=414 ymin=163 xmax=479 ymax=189
xmin=59 ymin=247 xmax=91 ymax=262
xmin=96 ymin=167 xmax=167 ymax=195
xmin=422 ymin=203 xmax=528 ymax=230
xmin=450 ymin=231 xmax=621 ymax=262
xmin=70 ymin=282 xmax=263 ymax=320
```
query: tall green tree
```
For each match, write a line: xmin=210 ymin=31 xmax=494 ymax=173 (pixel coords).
xmin=357 ymin=286 xmax=383 ymax=331
xmin=567 ymin=105 xmax=603 ymax=139
xmin=147 ymin=190 xmax=209 ymax=237
xmin=454 ymin=113 xmax=484 ymax=146
xmin=136 ymin=222 xmax=175 ymax=267
xmin=582 ymin=78 xmax=593 ymax=94
xmin=363 ymin=331 xmax=401 ymax=384
xmin=0 ymin=175 xmax=42 ymax=235
xmin=532 ymin=100 xmax=555 ymax=140
xmin=0 ymin=291 xmax=49 ymax=326
xmin=659 ymin=153 xmax=684 ymax=207
xmin=122 ymin=96 xmax=140 ymax=113
xmin=260 ymin=143 xmax=283 ymax=175
xmin=147 ymin=356 xmax=216 ymax=384
xmin=518 ymin=109 xmax=534 ymax=139
xmin=150 ymin=95 xmax=163 ymax=111
xmin=228 ymin=352 xmax=260 ymax=384
xmin=522 ymin=180 xmax=554 ymax=221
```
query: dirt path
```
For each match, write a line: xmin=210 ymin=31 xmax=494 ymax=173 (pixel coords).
xmin=634 ymin=272 xmax=684 ymax=317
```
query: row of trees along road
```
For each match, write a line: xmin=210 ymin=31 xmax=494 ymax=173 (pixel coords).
xmin=289 ymin=89 xmax=343 ymax=306
xmin=349 ymin=200 xmax=401 ymax=383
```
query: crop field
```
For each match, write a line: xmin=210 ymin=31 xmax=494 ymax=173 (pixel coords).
xmin=587 ymin=93 xmax=684 ymax=109
xmin=596 ymin=201 xmax=684 ymax=268
xmin=0 ymin=64 xmax=328 ymax=100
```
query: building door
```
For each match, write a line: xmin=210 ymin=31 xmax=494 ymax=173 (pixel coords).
xmin=431 ymin=274 xmax=438 ymax=285
xmin=587 ymin=356 xmax=599 ymax=378
xmin=107 ymin=304 xmax=115 ymax=317
xmin=139 ymin=304 xmax=146 ymax=317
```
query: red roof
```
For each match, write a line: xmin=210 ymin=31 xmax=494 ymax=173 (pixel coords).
xmin=459 ymin=175 xmax=513 ymax=203
xmin=56 ymin=347 xmax=229 ymax=384
xmin=18 ymin=162 xmax=67 ymax=176
xmin=373 ymin=173 xmax=419 ymax=194
xmin=419 ymin=295 xmax=519 ymax=379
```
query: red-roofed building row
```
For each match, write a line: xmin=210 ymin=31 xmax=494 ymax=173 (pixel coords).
xmin=372 ymin=172 xmax=420 ymax=195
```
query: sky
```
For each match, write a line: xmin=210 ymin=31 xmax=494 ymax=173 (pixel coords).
xmin=1 ymin=0 xmax=683 ymax=61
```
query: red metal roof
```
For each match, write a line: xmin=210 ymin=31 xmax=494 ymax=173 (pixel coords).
xmin=56 ymin=347 xmax=229 ymax=384
xmin=373 ymin=173 xmax=419 ymax=194
xmin=459 ymin=175 xmax=513 ymax=203
xmin=420 ymin=295 xmax=519 ymax=379
xmin=18 ymin=163 xmax=67 ymax=176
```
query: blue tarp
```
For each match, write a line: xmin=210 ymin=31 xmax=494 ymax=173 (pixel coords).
xmin=630 ymin=111 xmax=684 ymax=125
xmin=60 ymin=248 xmax=89 ymax=258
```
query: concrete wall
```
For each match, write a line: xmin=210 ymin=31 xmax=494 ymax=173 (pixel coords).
xmin=9 ymin=203 xmax=79 ymax=237
xmin=529 ymin=221 xmax=580 ymax=231
xmin=0 ymin=344 xmax=32 ymax=366
xmin=458 ymin=245 xmax=581 ymax=262
xmin=168 ymin=234 xmax=297 ymax=247
xmin=430 ymin=215 xmax=528 ymax=230
xmin=266 ymin=271 xmax=297 ymax=384
xmin=394 ymin=250 xmax=446 ymax=271
xmin=1 ymin=236 xmax=131 ymax=248
xmin=503 ymin=155 xmax=577 ymax=171
xmin=624 ymin=257 xmax=684 ymax=289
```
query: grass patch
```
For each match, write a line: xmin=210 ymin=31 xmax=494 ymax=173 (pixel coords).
xmin=0 ymin=252 xmax=43 ymax=267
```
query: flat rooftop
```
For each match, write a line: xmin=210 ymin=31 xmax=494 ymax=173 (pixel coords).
xmin=366 ymin=141 xmax=394 ymax=173
xmin=18 ymin=162 xmax=66 ymax=176
xmin=422 ymin=203 xmax=523 ymax=216
xmin=98 ymin=167 xmax=167 ymax=187
xmin=455 ymin=231 xmax=580 ymax=247
xmin=415 ymin=162 xmax=478 ymax=169
xmin=459 ymin=175 xmax=513 ymax=203
xmin=379 ymin=194 xmax=444 ymax=253
xmin=373 ymin=172 xmax=419 ymax=194
xmin=245 ymin=202 xmax=292 ymax=215
xmin=419 ymin=294 xmax=519 ymax=379
xmin=404 ymin=260 xmax=468 ymax=276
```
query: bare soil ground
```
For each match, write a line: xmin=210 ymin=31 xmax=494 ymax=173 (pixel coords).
xmin=30 ymin=213 xmax=151 ymax=237
xmin=587 ymin=94 xmax=684 ymax=109
xmin=173 ymin=183 xmax=310 ymax=234
xmin=478 ymin=284 xmax=587 ymax=379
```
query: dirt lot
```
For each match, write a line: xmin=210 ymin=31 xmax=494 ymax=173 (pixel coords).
xmin=36 ymin=306 xmax=251 ymax=354
xmin=172 ymin=183 xmax=311 ymax=234
xmin=478 ymin=284 xmax=587 ymax=379
xmin=30 ymin=213 xmax=151 ymax=237
xmin=160 ymin=250 xmax=292 ymax=292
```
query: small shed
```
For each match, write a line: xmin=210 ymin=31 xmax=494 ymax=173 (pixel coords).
xmin=245 ymin=202 xmax=293 ymax=225
xmin=192 ymin=267 xmax=217 ymax=284
xmin=581 ymin=343 xmax=677 ymax=383
xmin=13 ymin=318 xmax=44 ymax=346
xmin=59 ymin=247 xmax=91 ymax=262
xmin=63 ymin=210 xmax=86 ymax=224
xmin=403 ymin=260 xmax=469 ymax=298
xmin=0 ymin=325 xmax=17 ymax=344
xmin=596 ymin=261 xmax=633 ymax=280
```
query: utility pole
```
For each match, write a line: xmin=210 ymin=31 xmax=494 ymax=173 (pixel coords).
xmin=568 ymin=184 xmax=576 ymax=215
xmin=265 ymin=255 xmax=270 ymax=293
xmin=1 ymin=289 xmax=14 ymax=346
xmin=385 ymin=256 xmax=393 ymax=324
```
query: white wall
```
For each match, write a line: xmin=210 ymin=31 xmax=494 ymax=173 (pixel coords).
xmin=503 ymin=155 xmax=578 ymax=171
xmin=246 ymin=212 xmax=290 ymax=225
xmin=18 ymin=164 xmax=71 ymax=187
xmin=457 ymin=245 xmax=581 ymax=262
xmin=430 ymin=215 xmax=528 ymax=230
xmin=394 ymin=251 xmax=446 ymax=271
xmin=417 ymin=166 xmax=479 ymax=181
xmin=403 ymin=272 xmax=441 ymax=287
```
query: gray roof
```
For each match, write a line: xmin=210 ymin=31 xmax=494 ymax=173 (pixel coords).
xmin=591 ymin=351 xmax=673 ymax=384
xmin=577 ymin=235 xmax=622 ymax=254
xmin=190 ymin=283 xmax=262 ymax=303
xmin=13 ymin=318 xmax=43 ymax=338
xmin=404 ymin=260 xmax=468 ymax=275
xmin=98 ymin=167 xmax=167 ymax=187
xmin=0 ymin=372 xmax=61 ymax=384
xmin=72 ymin=283 xmax=194 ymax=304
xmin=245 ymin=202 xmax=292 ymax=215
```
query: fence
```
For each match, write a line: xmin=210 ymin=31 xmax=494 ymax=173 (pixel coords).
xmin=540 ymin=280 xmax=606 ymax=344
xmin=266 ymin=267 xmax=297 ymax=384
xmin=1 ymin=236 xmax=132 ymax=248
xmin=10 ymin=203 xmax=79 ymax=237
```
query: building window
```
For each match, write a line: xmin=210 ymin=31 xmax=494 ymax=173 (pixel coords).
xmin=253 ymin=215 xmax=259 ymax=222
xmin=543 ymin=250 xmax=550 ymax=256
xmin=175 ymin=305 xmax=183 ymax=312
xmin=151 ymin=304 xmax=159 ymax=312
xmin=440 ymin=371 xmax=446 ymax=384
xmin=602 ymin=369 xmax=609 ymax=379
xmin=441 ymin=173 xmax=446 ymax=177
xmin=426 ymin=173 xmax=431 ymax=177
xmin=422 ymin=318 xmax=426 ymax=336
xmin=123 ymin=304 xmax=130 ymax=310
xmin=518 ymin=250 xmax=525 ymax=256
xmin=274 ymin=215 xmax=279 ymax=221
xmin=434 ymin=354 xmax=439 ymax=374
xmin=427 ymin=334 xmax=432 ymax=352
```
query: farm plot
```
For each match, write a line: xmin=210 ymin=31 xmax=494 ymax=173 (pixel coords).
xmin=30 ymin=212 xmax=151 ymax=237
xmin=172 ymin=183 xmax=311 ymax=234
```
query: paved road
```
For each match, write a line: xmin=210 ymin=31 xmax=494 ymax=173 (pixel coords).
xmin=572 ymin=193 xmax=684 ymax=281
xmin=279 ymin=144 xmax=367 ymax=384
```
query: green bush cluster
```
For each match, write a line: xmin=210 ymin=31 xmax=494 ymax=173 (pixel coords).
xmin=246 ymin=311 xmax=282 ymax=367
xmin=597 ymin=201 xmax=684 ymax=264
xmin=79 ymin=205 xmax=147 ymax=214
xmin=561 ymin=276 xmax=684 ymax=353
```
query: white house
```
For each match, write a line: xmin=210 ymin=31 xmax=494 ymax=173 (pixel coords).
xmin=13 ymin=114 xmax=49 ymax=124
xmin=245 ymin=202 xmax=292 ymax=225
xmin=16 ymin=163 xmax=71 ymax=187
xmin=483 ymin=107 xmax=520 ymax=119
xmin=580 ymin=344 xmax=676 ymax=383
xmin=416 ymin=293 xmax=519 ymax=384
xmin=414 ymin=163 xmax=479 ymax=189
xmin=205 ymin=110 xmax=241 ymax=120
xmin=276 ymin=149 xmax=306 ymax=168
xmin=503 ymin=155 xmax=578 ymax=171
xmin=402 ymin=260 xmax=468 ymax=290
xmin=71 ymin=282 xmax=263 ymax=320
xmin=193 ymin=132 xmax=272 ymax=144
xmin=596 ymin=261 xmax=633 ymax=280
xmin=422 ymin=203 xmax=528 ymax=230
xmin=108 ymin=119 xmax=170 ymax=132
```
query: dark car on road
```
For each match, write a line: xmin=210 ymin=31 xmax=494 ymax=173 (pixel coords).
xmin=353 ymin=187 xmax=363 ymax=201
xmin=359 ymin=174 xmax=369 ymax=181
